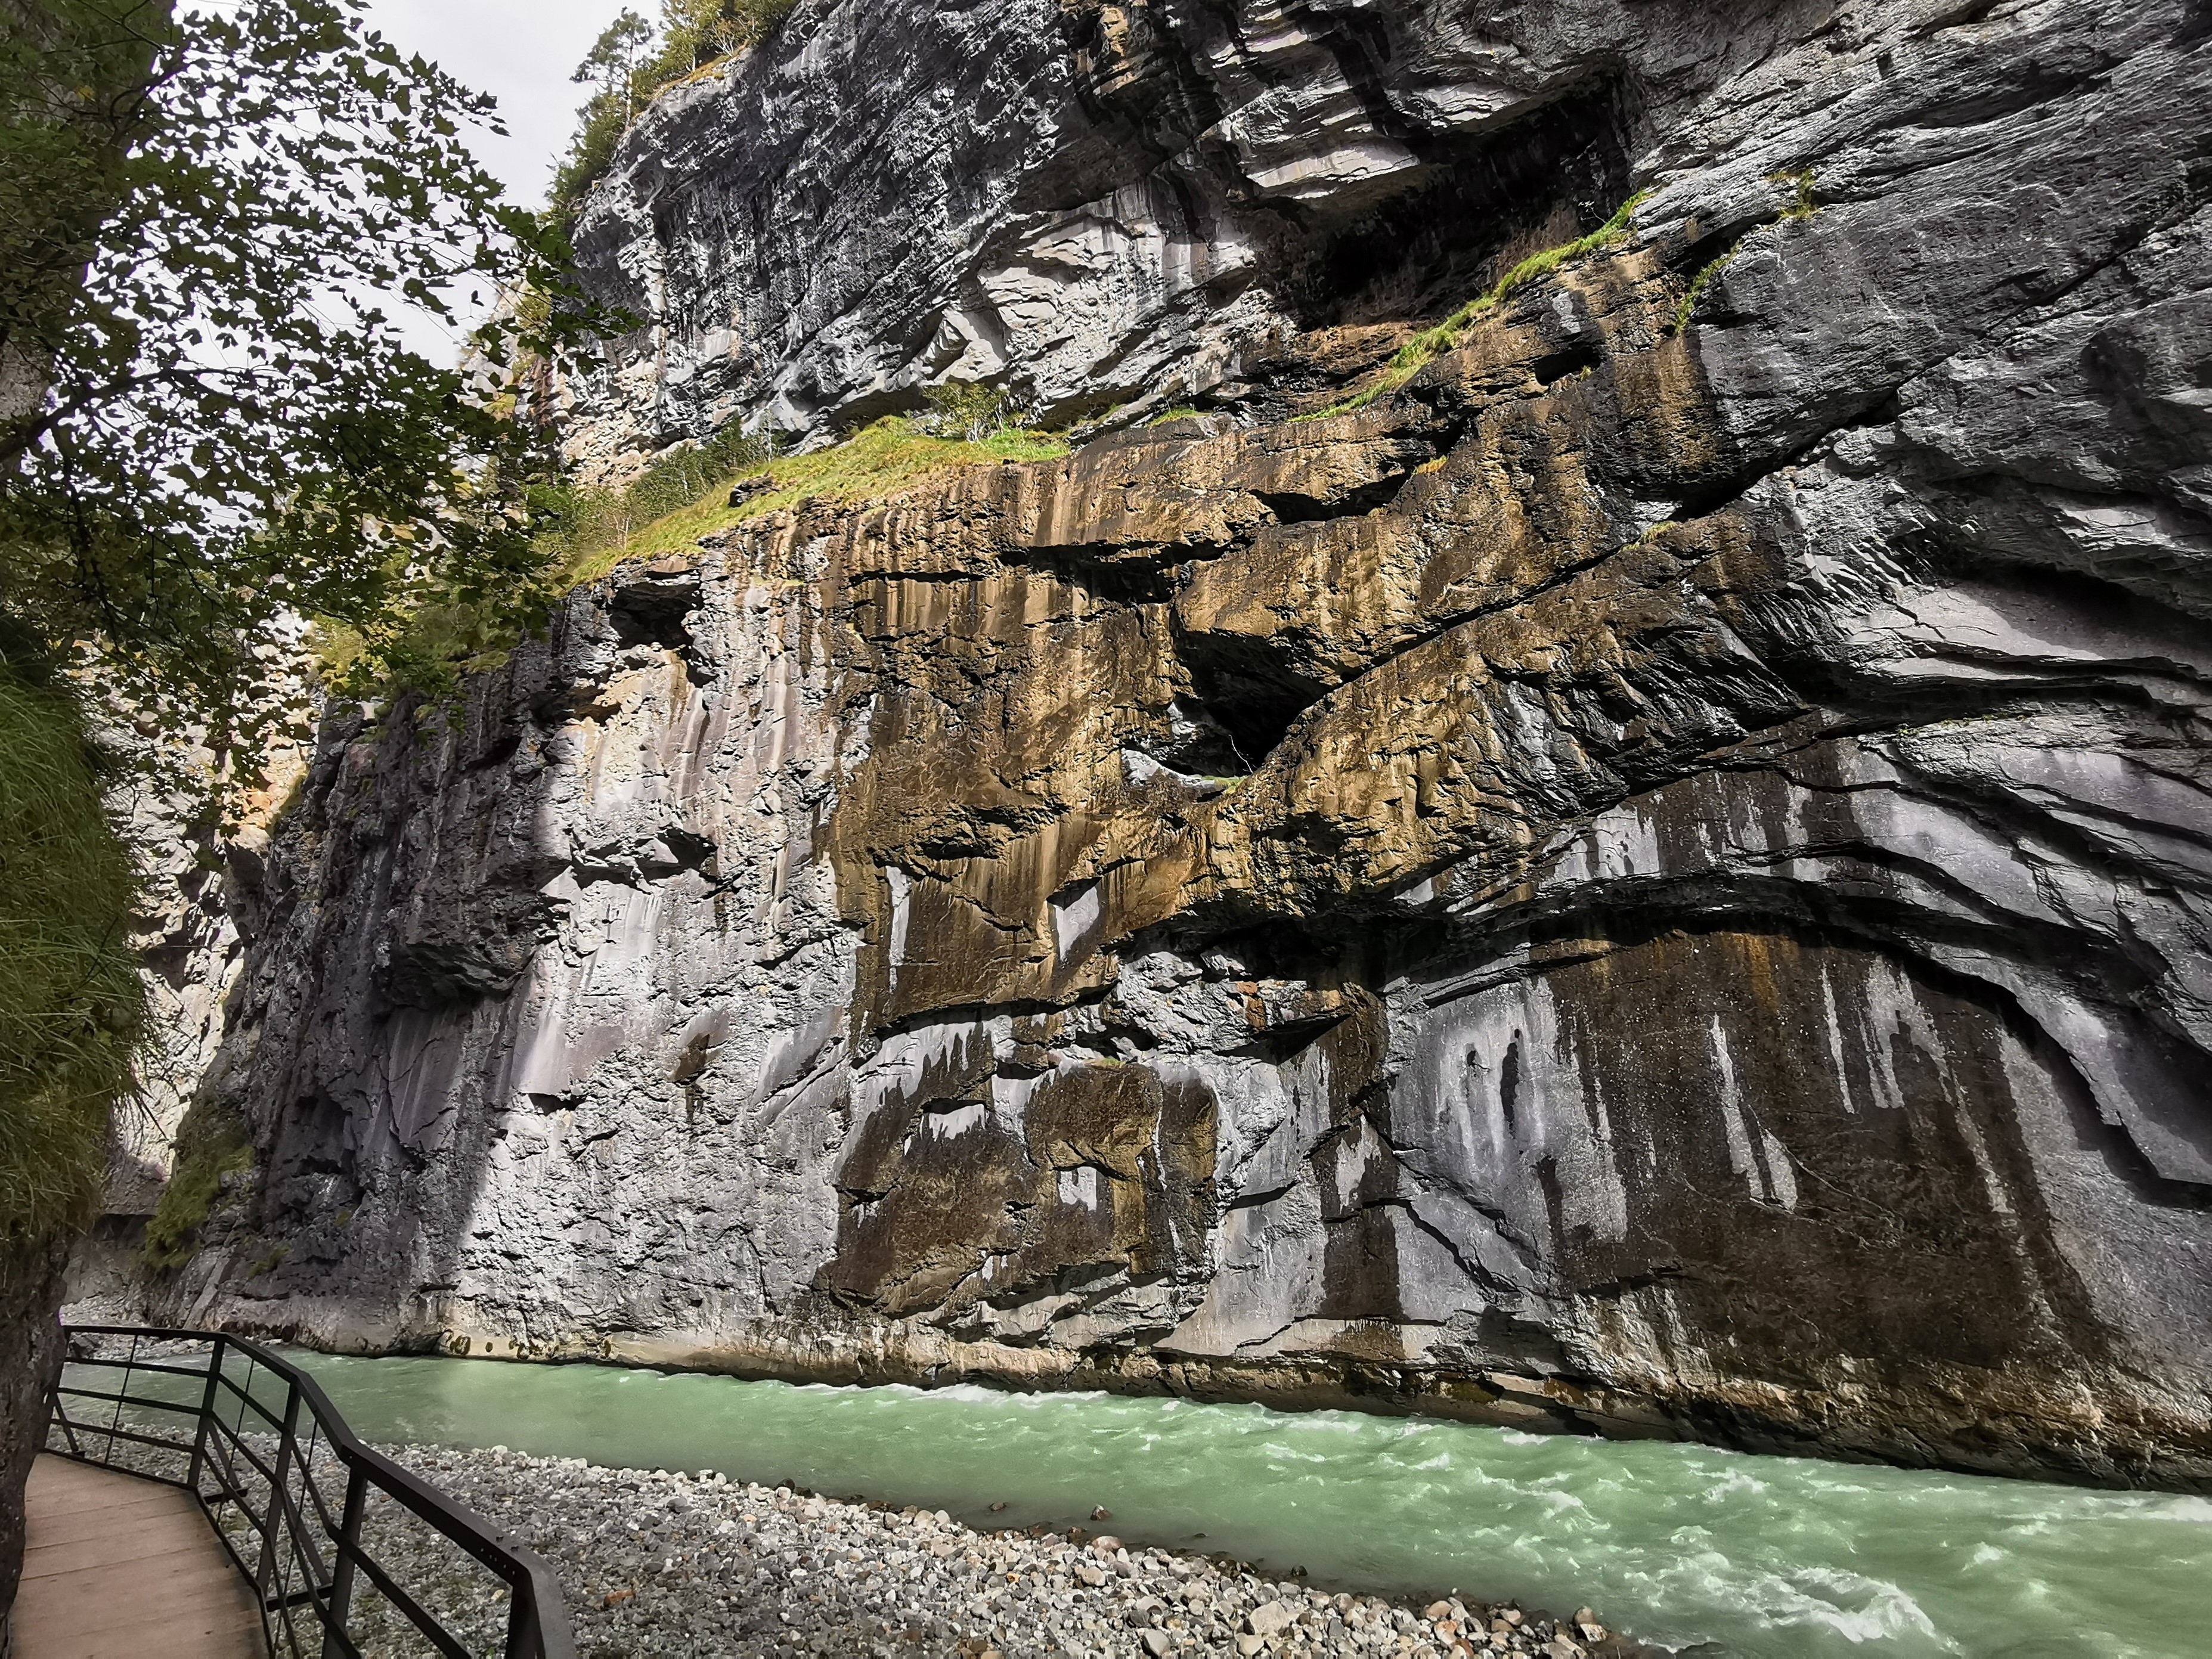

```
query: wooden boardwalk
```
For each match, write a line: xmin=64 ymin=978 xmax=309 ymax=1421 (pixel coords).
xmin=13 ymin=1454 xmax=264 ymax=1658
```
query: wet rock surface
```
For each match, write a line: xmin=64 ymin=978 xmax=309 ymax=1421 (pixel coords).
xmin=361 ymin=1445 xmax=1647 ymax=1659
xmin=125 ymin=0 xmax=2212 ymax=1493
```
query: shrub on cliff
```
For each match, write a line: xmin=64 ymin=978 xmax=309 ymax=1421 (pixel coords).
xmin=919 ymin=380 xmax=1018 ymax=443
xmin=658 ymin=0 xmax=798 ymax=74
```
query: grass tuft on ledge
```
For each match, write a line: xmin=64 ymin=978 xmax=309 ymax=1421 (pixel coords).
xmin=1296 ymin=189 xmax=1650 ymax=423
xmin=551 ymin=417 xmax=1070 ymax=591
xmin=1675 ymin=170 xmax=1817 ymax=336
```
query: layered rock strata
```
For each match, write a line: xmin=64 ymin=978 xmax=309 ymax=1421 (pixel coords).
xmin=142 ymin=0 xmax=2212 ymax=1489
xmin=556 ymin=0 xmax=1742 ymax=469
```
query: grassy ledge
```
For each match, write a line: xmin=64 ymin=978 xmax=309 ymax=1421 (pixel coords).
xmin=1296 ymin=189 xmax=1651 ymax=423
xmin=312 ymin=416 xmax=1073 ymax=696
xmin=1675 ymin=170 xmax=1817 ymax=336
xmin=553 ymin=417 xmax=1070 ymax=591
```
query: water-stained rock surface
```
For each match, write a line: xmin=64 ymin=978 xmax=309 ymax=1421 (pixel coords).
xmin=132 ymin=0 xmax=2212 ymax=1490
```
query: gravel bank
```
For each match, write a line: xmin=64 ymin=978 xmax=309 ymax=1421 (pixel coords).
xmin=371 ymin=1443 xmax=1652 ymax=1659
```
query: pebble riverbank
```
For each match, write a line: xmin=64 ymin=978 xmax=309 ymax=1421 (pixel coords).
xmin=371 ymin=1443 xmax=1653 ymax=1659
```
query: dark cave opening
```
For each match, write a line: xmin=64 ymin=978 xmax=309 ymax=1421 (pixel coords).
xmin=1153 ymin=628 xmax=1334 ymax=777
xmin=1280 ymin=80 xmax=1637 ymax=331
xmin=609 ymin=573 xmax=701 ymax=652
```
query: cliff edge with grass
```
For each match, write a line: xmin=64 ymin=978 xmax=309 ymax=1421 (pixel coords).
xmin=128 ymin=0 xmax=2212 ymax=1490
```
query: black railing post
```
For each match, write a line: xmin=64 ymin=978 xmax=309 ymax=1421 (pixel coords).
xmin=320 ymin=1460 xmax=368 ymax=1659
xmin=103 ymin=1331 xmax=135 ymax=1460
xmin=505 ymin=1573 xmax=543 ymax=1659
xmin=255 ymin=1376 xmax=304 ymax=1605
xmin=186 ymin=1334 xmax=225 ymax=1496
xmin=45 ymin=1353 xmax=83 ymax=1459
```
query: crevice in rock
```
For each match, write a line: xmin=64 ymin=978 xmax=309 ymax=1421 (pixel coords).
xmin=1222 ymin=1183 xmax=1296 ymax=1215
xmin=998 ymin=545 xmax=1182 ymax=606
xmin=1254 ymin=469 xmax=1410 ymax=523
xmin=1529 ymin=341 xmax=1606 ymax=387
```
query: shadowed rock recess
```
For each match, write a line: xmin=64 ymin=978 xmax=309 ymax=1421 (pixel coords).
xmin=140 ymin=0 xmax=2212 ymax=1490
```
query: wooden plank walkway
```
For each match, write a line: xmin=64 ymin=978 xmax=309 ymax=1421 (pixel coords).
xmin=13 ymin=1454 xmax=264 ymax=1658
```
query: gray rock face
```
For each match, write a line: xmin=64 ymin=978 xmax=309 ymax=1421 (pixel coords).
xmin=137 ymin=0 xmax=2212 ymax=1489
xmin=558 ymin=0 xmax=1687 ymax=470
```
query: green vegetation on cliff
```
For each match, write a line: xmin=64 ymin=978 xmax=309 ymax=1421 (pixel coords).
xmin=552 ymin=415 xmax=1069 ymax=589
xmin=1299 ymin=191 xmax=1649 ymax=421
xmin=1675 ymin=171 xmax=1818 ymax=335
xmin=0 ymin=658 xmax=143 ymax=1236
xmin=141 ymin=1105 xmax=251 ymax=1272
xmin=553 ymin=2 xmax=800 ymax=224
xmin=318 ymin=411 xmax=1068 ymax=681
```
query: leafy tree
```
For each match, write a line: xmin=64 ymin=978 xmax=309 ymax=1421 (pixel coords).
xmin=574 ymin=7 xmax=653 ymax=122
xmin=550 ymin=0 xmax=798 ymax=226
xmin=0 ymin=0 xmax=611 ymax=766
xmin=921 ymin=380 xmax=1015 ymax=443
xmin=549 ymin=8 xmax=652 ymax=224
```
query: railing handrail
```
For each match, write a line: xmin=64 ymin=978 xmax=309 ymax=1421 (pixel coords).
xmin=47 ymin=1322 xmax=574 ymax=1659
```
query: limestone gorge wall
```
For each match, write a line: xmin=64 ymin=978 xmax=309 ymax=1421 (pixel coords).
xmin=145 ymin=0 xmax=2212 ymax=1489
xmin=556 ymin=0 xmax=1790 ymax=467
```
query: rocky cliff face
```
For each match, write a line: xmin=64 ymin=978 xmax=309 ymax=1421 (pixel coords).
xmin=557 ymin=0 xmax=1676 ymax=469
xmin=144 ymin=0 xmax=2212 ymax=1490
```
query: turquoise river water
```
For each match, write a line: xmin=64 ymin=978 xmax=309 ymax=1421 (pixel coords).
xmin=275 ymin=1353 xmax=2205 ymax=1658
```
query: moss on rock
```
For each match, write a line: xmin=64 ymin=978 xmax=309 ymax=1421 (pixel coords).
xmin=141 ymin=1105 xmax=251 ymax=1272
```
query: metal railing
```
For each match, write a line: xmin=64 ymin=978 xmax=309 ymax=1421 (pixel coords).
xmin=45 ymin=1324 xmax=574 ymax=1659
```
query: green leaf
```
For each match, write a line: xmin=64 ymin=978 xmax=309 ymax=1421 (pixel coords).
xmin=0 ymin=0 xmax=624 ymax=780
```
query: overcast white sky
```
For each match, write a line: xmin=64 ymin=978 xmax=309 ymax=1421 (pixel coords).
xmin=355 ymin=1 xmax=626 ymax=360
xmin=361 ymin=0 xmax=618 ymax=209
